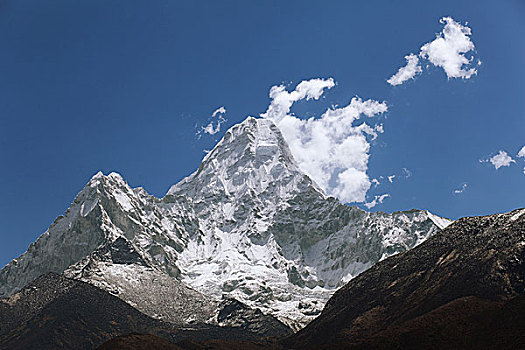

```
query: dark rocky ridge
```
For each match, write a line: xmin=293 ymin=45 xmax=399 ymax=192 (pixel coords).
xmin=217 ymin=298 xmax=293 ymax=337
xmin=285 ymin=207 xmax=525 ymax=349
xmin=0 ymin=272 xmax=174 ymax=349
xmin=0 ymin=273 xmax=275 ymax=350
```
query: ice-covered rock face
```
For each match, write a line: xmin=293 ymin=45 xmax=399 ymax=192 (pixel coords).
xmin=0 ymin=173 xmax=115 ymax=297
xmin=0 ymin=171 xmax=186 ymax=297
xmin=158 ymin=117 xmax=451 ymax=327
xmin=168 ymin=117 xmax=307 ymax=198
xmin=166 ymin=117 xmax=319 ymax=243
xmin=0 ymin=116 xmax=452 ymax=329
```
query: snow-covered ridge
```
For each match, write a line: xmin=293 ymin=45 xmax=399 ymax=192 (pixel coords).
xmin=426 ymin=210 xmax=453 ymax=229
xmin=0 ymin=117 xmax=451 ymax=328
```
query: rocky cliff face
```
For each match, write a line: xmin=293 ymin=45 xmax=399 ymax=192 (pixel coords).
xmin=0 ymin=117 xmax=450 ymax=327
xmin=63 ymin=237 xmax=217 ymax=325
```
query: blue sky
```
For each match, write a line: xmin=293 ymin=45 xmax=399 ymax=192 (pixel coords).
xmin=1 ymin=0 xmax=524 ymax=267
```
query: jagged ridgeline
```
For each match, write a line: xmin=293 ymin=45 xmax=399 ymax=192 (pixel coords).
xmin=0 ymin=117 xmax=451 ymax=327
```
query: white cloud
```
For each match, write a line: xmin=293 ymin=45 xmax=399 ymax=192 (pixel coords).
xmin=517 ymin=146 xmax=525 ymax=158
xmin=387 ymin=174 xmax=396 ymax=183
xmin=263 ymin=78 xmax=335 ymax=124
xmin=371 ymin=178 xmax=380 ymax=187
xmin=212 ymin=106 xmax=226 ymax=118
xmin=420 ymin=17 xmax=477 ymax=79
xmin=387 ymin=54 xmax=422 ymax=86
xmin=488 ymin=150 xmax=515 ymax=170
xmin=402 ymin=168 xmax=412 ymax=178
xmin=454 ymin=183 xmax=468 ymax=194
xmin=202 ymin=122 xmax=221 ymax=135
xmin=261 ymin=78 xmax=387 ymax=203
xmin=200 ymin=106 xmax=227 ymax=136
xmin=388 ymin=16 xmax=478 ymax=85
xmin=364 ymin=194 xmax=390 ymax=209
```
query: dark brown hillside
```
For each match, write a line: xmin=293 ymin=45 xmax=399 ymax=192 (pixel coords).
xmin=0 ymin=273 xmax=174 ymax=349
xmin=0 ymin=273 xmax=258 ymax=350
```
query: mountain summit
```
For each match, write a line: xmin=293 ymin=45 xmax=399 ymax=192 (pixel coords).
xmin=0 ymin=117 xmax=451 ymax=327
xmin=168 ymin=117 xmax=311 ymax=198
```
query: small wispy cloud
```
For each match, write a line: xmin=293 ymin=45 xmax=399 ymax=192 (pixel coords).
xmin=212 ymin=106 xmax=226 ymax=118
xmin=387 ymin=54 xmax=422 ymax=86
xmin=517 ymin=146 xmax=525 ymax=176
xmin=376 ymin=168 xmax=411 ymax=185
xmin=517 ymin=146 xmax=525 ymax=158
xmin=198 ymin=106 xmax=228 ymax=137
xmin=402 ymin=168 xmax=412 ymax=178
xmin=487 ymin=150 xmax=515 ymax=170
xmin=454 ymin=183 xmax=468 ymax=194
xmin=387 ymin=16 xmax=479 ymax=86
xmin=364 ymin=194 xmax=390 ymax=209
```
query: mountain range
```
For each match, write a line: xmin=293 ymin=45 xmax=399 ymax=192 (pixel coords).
xmin=98 ymin=206 xmax=525 ymax=349
xmin=0 ymin=117 xmax=450 ymax=330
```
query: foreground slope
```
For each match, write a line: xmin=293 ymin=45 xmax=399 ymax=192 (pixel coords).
xmin=286 ymin=207 xmax=525 ymax=348
xmin=0 ymin=117 xmax=450 ymax=326
xmin=0 ymin=273 xmax=173 ymax=349
xmin=129 ymin=294 xmax=525 ymax=349
xmin=0 ymin=273 xmax=266 ymax=350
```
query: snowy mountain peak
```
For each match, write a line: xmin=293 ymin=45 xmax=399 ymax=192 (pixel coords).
xmin=166 ymin=117 xmax=314 ymax=199
xmin=91 ymin=170 xmax=105 ymax=179
xmin=203 ymin=116 xmax=296 ymax=168
xmin=0 ymin=170 xmax=178 ymax=298
xmin=426 ymin=210 xmax=453 ymax=229
xmin=87 ymin=171 xmax=127 ymax=190
xmin=1 ymin=117 xmax=451 ymax=329
xmin=151 ymin=119 xmax=449 ymax=327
